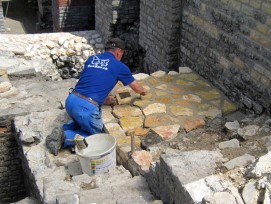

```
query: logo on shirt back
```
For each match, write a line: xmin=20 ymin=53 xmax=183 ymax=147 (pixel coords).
xmin=87 ymin=55 xmax=109 ymax=70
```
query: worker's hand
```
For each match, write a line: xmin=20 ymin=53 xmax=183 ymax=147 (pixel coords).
xmin=140 ymin=88 xmax=148 ymax=96
xmin=104 ymin=95 xmax=117 ymax=106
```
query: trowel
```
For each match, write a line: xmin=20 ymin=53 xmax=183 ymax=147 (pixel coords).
xmin=66 ymin=134 xmax=88 ymax=151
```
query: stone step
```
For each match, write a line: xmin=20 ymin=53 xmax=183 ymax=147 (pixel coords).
xmin=58 ymin=165 xmax=155 ymax=204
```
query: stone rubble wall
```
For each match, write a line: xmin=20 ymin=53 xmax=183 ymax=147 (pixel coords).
xmin=0 ymin=1 xmax=5 ymax=33
xmin=139 ymin=0 xmax=182 ymax=73
xmin=0 ymin=31 xmax=104 ymax=80
xmin=180 ymin=0 xmax=271 ymax=115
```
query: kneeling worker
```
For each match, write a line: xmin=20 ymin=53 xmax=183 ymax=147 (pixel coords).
xmin=62 ymin=37 xmax=147 ymax=150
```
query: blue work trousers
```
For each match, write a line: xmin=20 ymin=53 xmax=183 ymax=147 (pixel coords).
xmin=63 ymin=93 xmax=103 ymax=147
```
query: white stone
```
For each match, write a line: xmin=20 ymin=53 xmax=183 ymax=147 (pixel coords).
xmin=58 ymin=36 xmax=69 ymax=45
xmin=247 ymin=151 xmax=271 ymax=178
xmin=168 ymin=71 xmax=179 ymax=75
xmin=150 ymin=71 xmax=166 ymax=77
xmin=179 ymin=66 xmax=193 ymax=74
xmin=242 ymin=180 xmax=259 ymax=204
xmin=185 ymin=175 xmax=244 ymax=204
xmin=46 ymin=40 xmax=56 ymax=49
xmin=133 ymin=73 xmax=150 ymax=80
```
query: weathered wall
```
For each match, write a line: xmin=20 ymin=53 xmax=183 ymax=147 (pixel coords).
xmin=139 ymin=0 xmax=182 ymax=73
xmin=0 ymin=117 xmax=26 ymax=203
xmin=0 ymin=1 xmax=5 ymax=33
xmin=95 ymin=0 xmax=142 ymax=72
xmin=52 ymin=0 xmax=95 ymax=31
xmin=180 ymin=0 xmax=271 ymax=114
xmin=95 ymin=0 xmax=112 ymax=42
xmin=95 ymin=0 xmax=139 ymax=41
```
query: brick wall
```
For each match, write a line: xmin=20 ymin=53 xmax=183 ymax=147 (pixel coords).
xmin=52 ymin=0 xmax=95 ymax=31
xmin=139 ymin=0 xmax=182 ymax=73
xmin=0 ymin=1 xmax=5 ymax=33
xmin=180 ymin=0 xmax=271 ymax=114
xmin=0 ymin=117 xmax=26 ymax=203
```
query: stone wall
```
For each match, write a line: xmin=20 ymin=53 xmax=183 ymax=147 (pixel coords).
xmin=95 ymin=0 xmax=139 ymax=42
xmin=180 ymin=0 xmax=271 ymax=115
xmin=139 ymin=0 xmax=182 ymax=73
xmin=0 ymin=1 xmax=5 ymax=33
xmin=52 ymin=0 xmax=95 ymax=31
xmin=0 ymin=117 xmax=26 ymax=203
xmin=95 ymin=0 xmax=142 ymax=72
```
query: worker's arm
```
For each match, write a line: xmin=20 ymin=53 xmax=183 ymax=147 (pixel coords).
xmin=129 ymin=80 xmax=148 ymax=96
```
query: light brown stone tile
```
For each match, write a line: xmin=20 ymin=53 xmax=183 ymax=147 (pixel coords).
xmin=143 ymin=103 xmax=166 ymax=116
xmin=223 ymin=99 xmax=238 ymax=115
xmin=170 ymin=106 xmax=193 ymax=116
xmin=183 ymin=94 xmax=202 ymax=103
xmin=155 ymin=90 xmax=167 ymax=96
xmin=151 ymin=124 xmax=180 ymax=140
xmin=134 ymin=127 xmax=150 ymax=137
xmin=103 ymin=123 xmax=126 ymax=138
xmin=119 ymin=116 xmax=143 ymax=132
xmin=198 ymin=89 xmax=221 ymax=100
xmin=112 ymin=105 xmax=143 ymax=119
xmin=144 ymin=115 xmax=170 ymax=128
xmin=184 ymin=118 xmax=205 ymax=132
xmin=155 ymin=97 xmax=171 ymax=104
xmin=132 ymin=150 xmax=153 ymax=171
xmin=133 ymin=99 xmax=151 ymax=108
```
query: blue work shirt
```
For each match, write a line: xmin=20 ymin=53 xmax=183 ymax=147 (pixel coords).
xmin=75 ymin=52 xmax=135 ymax=105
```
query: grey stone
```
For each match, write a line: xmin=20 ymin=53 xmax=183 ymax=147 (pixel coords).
xmin=219 ymin=139 xmax=240 ymax=149
xmin=11 ymin=197 xmax=39 ymax=204
xmin=223 ymin=154 xmax=255 ymax=170
xmin=203 ymin=192 xmax=240 ymax=204
xmin=67 ymin=161 xmax=83 ymax=176
xmin=116 ymin=196 xmax=148 ymax=204
xmin=185 ymin=175 xmax=244 ymax=204
xmin=56 ymin=194 xmax=79 ymax=204
xmin=225 ymin=120 xmax=240 ymax=132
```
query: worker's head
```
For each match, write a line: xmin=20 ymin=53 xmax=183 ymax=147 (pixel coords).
xmin=105 ymin=37 xmax=125 ymax=60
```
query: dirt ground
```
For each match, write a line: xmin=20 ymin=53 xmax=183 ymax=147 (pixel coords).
xmin=142 ymin=110 xmax=270 ymax=174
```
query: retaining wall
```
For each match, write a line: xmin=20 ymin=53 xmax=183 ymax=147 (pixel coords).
xmin=180 ymin=0 xmax=271 ymax=114
xmin=0 ymin=117 xmax=26 ymax=203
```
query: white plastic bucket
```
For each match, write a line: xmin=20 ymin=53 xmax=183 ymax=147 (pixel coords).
xmin=76 ymin=133 xmax=116 ymax=175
